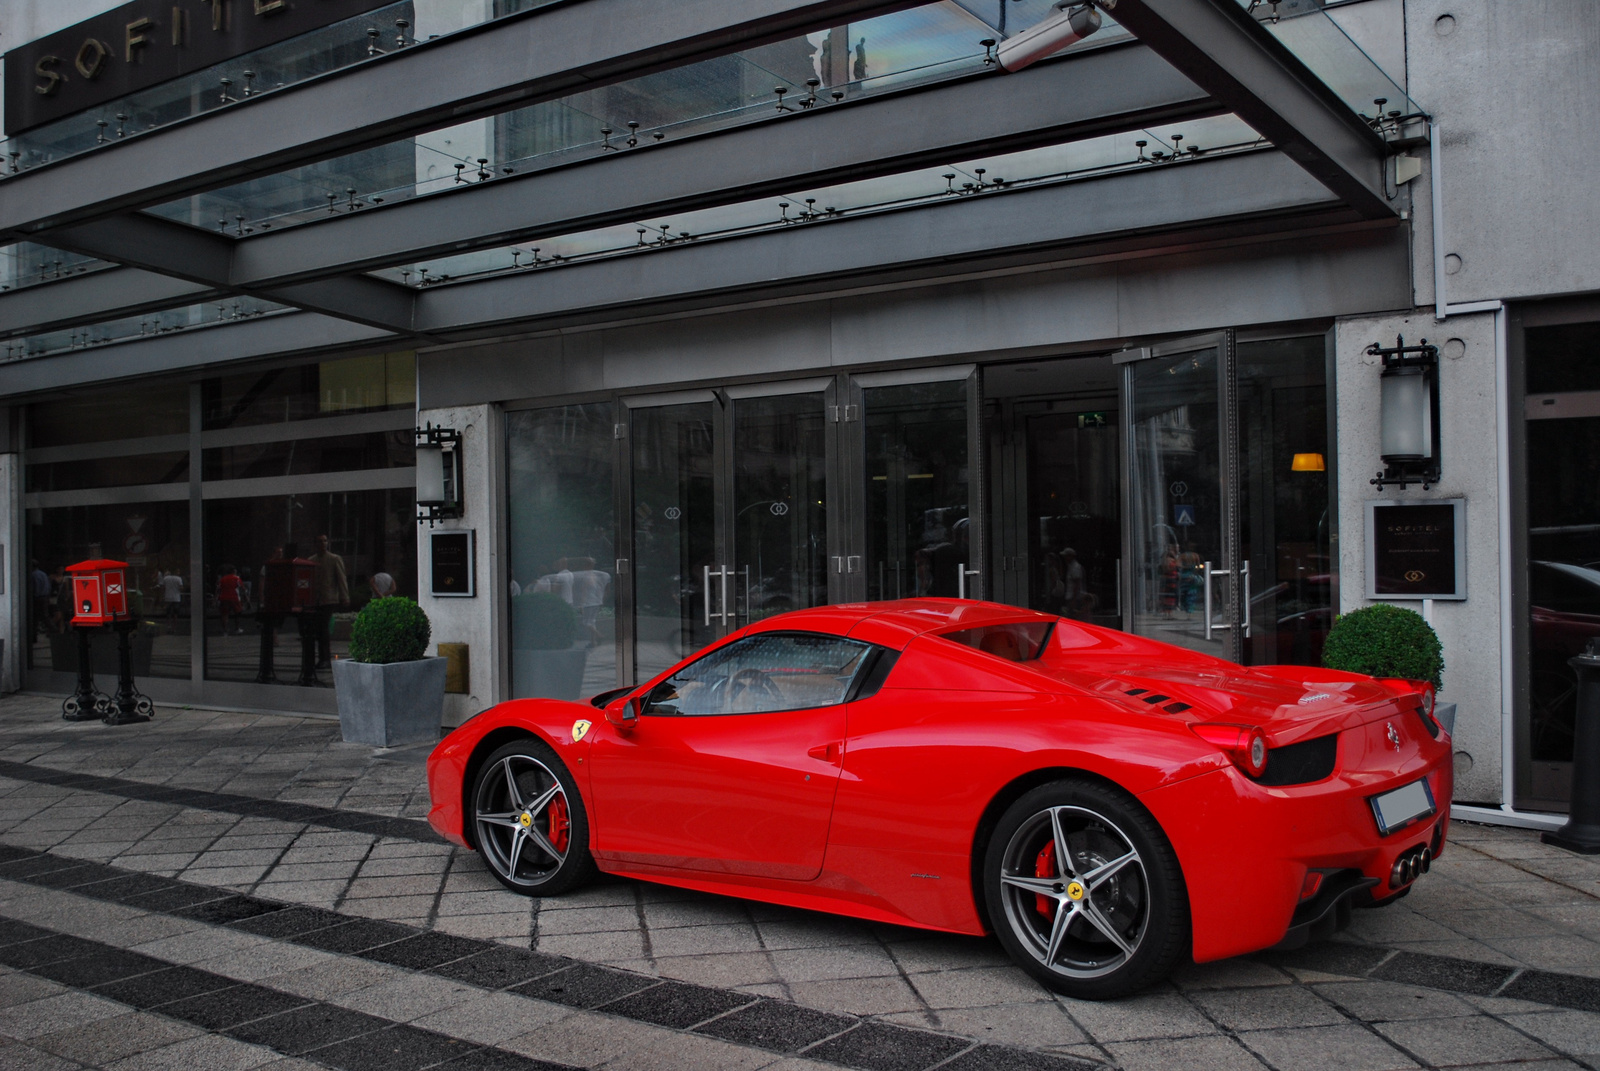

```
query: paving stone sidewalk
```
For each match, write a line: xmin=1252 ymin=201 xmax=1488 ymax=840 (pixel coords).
xmin=0 ymin=694 xmax=1597 ymax=1071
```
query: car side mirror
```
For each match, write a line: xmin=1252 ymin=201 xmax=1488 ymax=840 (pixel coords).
xmin=606 ymin=696 xmax=640 ymax=731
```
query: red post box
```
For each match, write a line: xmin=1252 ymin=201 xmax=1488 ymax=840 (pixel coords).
xmin=262 ymin=557 xmax=317 ymax=613
xmin=66 ymin=559 xmax=131 ymax=627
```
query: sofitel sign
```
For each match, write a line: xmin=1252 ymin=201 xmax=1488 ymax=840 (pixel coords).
xmin=4 ymin=0 xmax=396 ymax=136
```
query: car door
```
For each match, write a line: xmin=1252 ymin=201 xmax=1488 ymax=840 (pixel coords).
xmin=587 ymin=632 xmax=870 ymax=881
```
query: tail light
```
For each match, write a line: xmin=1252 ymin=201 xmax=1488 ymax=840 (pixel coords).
xmin=1384 ymin=679 xmax=1441 ymax=737
xmin=1191 ymin=722 xmax=1269 ymax=778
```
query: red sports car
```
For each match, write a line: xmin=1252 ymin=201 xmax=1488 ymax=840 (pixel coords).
xmin=427 ymin=599 xmax=1451 ymax=999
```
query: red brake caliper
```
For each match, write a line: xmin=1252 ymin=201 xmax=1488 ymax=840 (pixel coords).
xmin=547 ymin=794 xmax=571 ymax=854
xmin=1035 ymin=840 xmax=1058 ymax=920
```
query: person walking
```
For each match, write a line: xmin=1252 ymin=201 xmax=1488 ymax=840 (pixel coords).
xmin=157 ymin=569 xmax=184 ymax=633
xmin=312 ymin=534 xmax=349 ymax=668
xmin=29 ymin=560 xmax=49 ymax=640
xmin=216 ymin=565 xmax=243 ymax=635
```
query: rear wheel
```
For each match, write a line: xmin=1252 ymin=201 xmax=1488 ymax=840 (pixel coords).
xmin=470 ymin=739 xmax=596 ymax=895
xmin=984 ymin=778 xmax=1189 ymax=999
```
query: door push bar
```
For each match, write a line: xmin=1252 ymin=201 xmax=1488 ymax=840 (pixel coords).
xmin=1201 ymin=561 xmax=1251 ymax=640
xmin=957 ymin=563 xmax=981 ymax=600
xmin=704 ymin=564 xmax=733 ymax=626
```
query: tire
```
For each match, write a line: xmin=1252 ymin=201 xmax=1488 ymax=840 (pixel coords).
xmin=469 ymin=739 xmax=596 ymax=896
xmin=983 ymin=778 xmax=1190 ymax=1000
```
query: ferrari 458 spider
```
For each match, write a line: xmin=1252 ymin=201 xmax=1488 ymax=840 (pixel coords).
xmin=427 ymin=599 xmax=1452 ymax=998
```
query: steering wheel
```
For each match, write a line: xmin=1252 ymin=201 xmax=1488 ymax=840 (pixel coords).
xmin=724 ymin=667 xmax=781 ymax=712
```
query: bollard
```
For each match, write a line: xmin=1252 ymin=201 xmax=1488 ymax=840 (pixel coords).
xmin=61 ymin=628 xmax=108 ymax=721
xmin=1543 ymin=637 xmax=1600 ymax=854
xmin=103 ymin=620 xmax=153 ymax=726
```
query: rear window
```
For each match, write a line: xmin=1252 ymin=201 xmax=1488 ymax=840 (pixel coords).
xmin=939 ymin=621 xmax=1054 ymax=662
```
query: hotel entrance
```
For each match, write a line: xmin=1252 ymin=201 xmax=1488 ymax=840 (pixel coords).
xmin=505 ymin=333 xmax=1331 ymax=699
xmin=985 ymin=332 xmax=1334 ymax=666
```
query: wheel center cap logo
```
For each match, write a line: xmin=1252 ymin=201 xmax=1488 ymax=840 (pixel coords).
xmin=519 ymin=812 xmax=532 ymax=828
xmin=1065 ymin=881 xmax=1086 ymax=901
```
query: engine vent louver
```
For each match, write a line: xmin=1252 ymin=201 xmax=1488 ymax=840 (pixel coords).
xmin=1258 ymin=733 xmax=1339 ymax=787
xmin=1141 ymin=694 xmax=1170 ymax=704
xmin=1164 ymin=702 xmax=1191 ymax=713
xmin=1125 ymin=688 xmax=1148 ymax=696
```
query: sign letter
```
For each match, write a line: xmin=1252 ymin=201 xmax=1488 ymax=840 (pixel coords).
xmin=33 ymin=55 xmax=64 ymax=96
xmin=74 ymin=38 xmax=110 ymax=80
xmin=126 ymin=17 xmax=154 ymax=62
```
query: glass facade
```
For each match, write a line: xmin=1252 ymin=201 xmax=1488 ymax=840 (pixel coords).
xmin=23 ymin=351 xmax=418 ymax=701
xmin=505 ymin=404 xmax=618 ymax=701
xmin=1521 ymin=321 xmax=1600 ymax=805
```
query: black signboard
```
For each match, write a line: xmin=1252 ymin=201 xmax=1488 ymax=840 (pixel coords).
xmin=1366 ymin=499 xmax=1465 ymax=600
xmin=5 ymin=0 xmax=396 ymax=136
xmin=430 ymin=530 xmax=475 ymax=598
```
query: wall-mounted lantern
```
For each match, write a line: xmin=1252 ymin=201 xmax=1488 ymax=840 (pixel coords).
xmin=416 ymin=422 xmax=463 ymax=525
xmin=1367 ymin=334 xmax=1441 ymax=491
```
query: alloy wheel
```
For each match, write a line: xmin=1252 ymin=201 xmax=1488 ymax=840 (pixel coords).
xmin=473 ymin=753 xmax=572 ymax=888
xmin=996 ymin=804 xmax=1150 ymax=980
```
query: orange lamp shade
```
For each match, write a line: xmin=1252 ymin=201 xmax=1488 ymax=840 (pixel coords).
xmin=1291 ymin=452 xmax=1326 ymax=472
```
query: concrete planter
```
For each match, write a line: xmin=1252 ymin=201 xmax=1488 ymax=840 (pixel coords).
xmin=332 ymin=657 xmax=447 ymax=748
xmin=512 ymin=645 xmax=589 ymax=700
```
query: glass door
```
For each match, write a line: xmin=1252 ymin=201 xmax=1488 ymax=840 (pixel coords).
xmin=1124 ymin=332 xmax=1244 ymax=659
xmin=625 ymin=381 xmax=839 ymax=684
xmin=856 ymin=374 xmax=974 ymax=603
xmin=627 ymin=396 xmax=719 ymax=683
xmin=724 ymin=383 xmax=834 ymax=628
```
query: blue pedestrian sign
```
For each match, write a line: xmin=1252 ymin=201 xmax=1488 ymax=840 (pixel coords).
xmin=1174 ymin=503 xmax=1196 ymax=528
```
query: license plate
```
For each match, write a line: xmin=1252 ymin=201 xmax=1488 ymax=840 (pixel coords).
xmin=1370 ymin=778 xmax=1436 ymax=836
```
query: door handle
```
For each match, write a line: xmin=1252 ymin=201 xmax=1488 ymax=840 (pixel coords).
xmin=807 ymin=741 xmax=843 ymax=765
xmin=704 ymin=564 xmax=732 ymax=625
xmin=1203 ymin=561 xmax=1234 ymax=641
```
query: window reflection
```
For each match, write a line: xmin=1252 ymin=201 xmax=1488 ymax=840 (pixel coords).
xmin=506 ymin=404 xmax=617 ymax=700
xmin=25 ymin=501 xmax=191 ymax=680
xmin=202 ymin=491 xmax=417 ymax=685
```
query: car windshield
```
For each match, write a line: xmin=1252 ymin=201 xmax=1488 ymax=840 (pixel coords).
xmin=645 ymin=632 xmax=872 ymax=715
xmin=938 ymin=621 xmax=1055 ymax=662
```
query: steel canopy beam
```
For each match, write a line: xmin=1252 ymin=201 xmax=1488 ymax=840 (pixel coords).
xmin=414 ymin=150 xmax=1347 ymax=336
xmin=1105 ymin=0 xmax=1393 ymax=218
xmin=0 ymin=0 xmax=919 ymax=241
xmin=43 ymin=213 xmax=417 ymax=334
xmin=16 ymin=43 xmax=1216 ymax=339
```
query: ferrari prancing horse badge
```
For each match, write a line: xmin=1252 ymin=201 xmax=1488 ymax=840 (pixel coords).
xmin=572 ymin=719 xmax=592 ymax=743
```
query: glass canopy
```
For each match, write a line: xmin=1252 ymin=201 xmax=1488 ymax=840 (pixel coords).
xmin=367 ymin=114 xmax=1265 ymax=286
xmin=141 ymin=2 xmax=1011 ymax=236
xmin=2 ymin=298 xmax=287 ymax=364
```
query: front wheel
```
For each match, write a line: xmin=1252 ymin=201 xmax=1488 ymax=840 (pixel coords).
xmin=984 ymin=778 xmax=1189 ymax=1000
xmin=470 ymin=739 xmax=596 ymax=896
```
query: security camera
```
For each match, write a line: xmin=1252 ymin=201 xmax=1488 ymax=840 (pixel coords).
xmin=996 ymin=2 xmax=1103 ymax=73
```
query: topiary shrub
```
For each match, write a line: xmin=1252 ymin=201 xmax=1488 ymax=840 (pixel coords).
xmin=513 ymin=591 xmax=579 ymax=650
xmin=1322 ymin=603 xmax=1443 ymax=690
xmin=348 ymin=596 xmax=431 ymax=664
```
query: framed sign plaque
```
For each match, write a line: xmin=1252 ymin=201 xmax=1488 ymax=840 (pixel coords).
xmin=1365 ymin=499 xmax=1466 ymax=600
xmin=430 ymin=530 xmax=476 ymax=598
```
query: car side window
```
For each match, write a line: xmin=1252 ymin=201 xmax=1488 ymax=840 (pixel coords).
xmin=644 ymin=633 xmax=872 ymax=716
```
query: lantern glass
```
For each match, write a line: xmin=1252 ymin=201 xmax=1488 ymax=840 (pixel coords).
xmin=416 ymin=443 xmax=446 ymax=505
xmin=1379 ymin=368 xmax=1431 ymax=460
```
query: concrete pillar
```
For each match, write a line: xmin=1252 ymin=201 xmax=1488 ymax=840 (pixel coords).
xmin=416 ymin=403 xmax=504 ymax=728
xmin=1335 ymin=309 xmax=1503 ymax=803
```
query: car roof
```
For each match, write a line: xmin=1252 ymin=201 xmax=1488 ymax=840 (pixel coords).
xmin=750 ymin=599 xmax=1057 ymax=648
